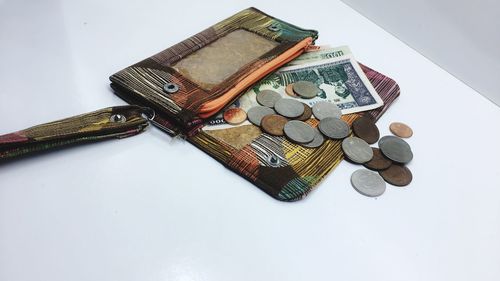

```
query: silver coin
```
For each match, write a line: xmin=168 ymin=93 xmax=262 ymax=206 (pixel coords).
xmin=274 ymin=99 xmax=305 ymax=118
xmin=351 ymin=169 xmax=386 ymax=197
xmin=247 ymin=106 xmax=274 ymax=126
xmin=302 ymin=128 xmax=325 ymax=148
xmin=318 ymin=117 xmax=350 ymax=139
xmin=256 ymin=90 xmax=282 ymax=108
xmin=312 ymin=101 xmax=342 ymax=120
xmin=292 ymin=81 xmax=320 ymax=99
xmin=342 ymin=137 xmax=373 ymax=163
xmin=283 ymin=120 xmax=315 ymax=143
xmin=378 ymin=135 xmax=413 ymax=163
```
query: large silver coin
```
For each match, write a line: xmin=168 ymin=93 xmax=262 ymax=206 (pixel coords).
xmin=283 ymin=120 xmax=315 ymax=143
xmin=318 ymin=117 xmax=350 ymax=139
xmin=274 ymin=99 xmax=305 ymax=118
xmin=247 ymin=106 xmax=274 ymax=126
xmin=302 ymin=128 xmax=325 ymax=148
xmin=351 ymin=169 xmax=386 ymax=197
xmin=292 ymin=81 xmax=320 ymax=99
xmin=256 ymin=90 xmax=282 ymax=108
xmin=342 ymin=137 xmax=373 ymax=163
xmin=378 ymin=135 xmax=413 ymax=163
xmin=312 ymin=101 xmax=342 ymax=120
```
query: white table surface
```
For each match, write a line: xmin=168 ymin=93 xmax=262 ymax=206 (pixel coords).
xmin=1 ymin=1 xmax=500 ymax=280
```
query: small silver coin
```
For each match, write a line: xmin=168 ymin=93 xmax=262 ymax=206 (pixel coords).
xmin=318 ymin=117 xmax=350 ymax=139
xmin=283 ymin=120 xmax=315 ymax=144
xmin=274 ymin=99 xmax=305 ymax=118
xmin=312 ymin=101 xmax=342 ymax=120
xmin=378 ymin=135 xmax=413 ymax=164
xmin=351 ymin=169 xmax=386 ymax=197
xmin=247 ymin=106 xmax=275 ymax=126
xmin=292 ymin=81 xmax=320 ymax=99
xmin=342 ymin=137 xmax=373 ymax=163
xmin=302 ymin=128 xmax=325 ymax=148
xmin=256 ymin=90 xmax=282 ymax=108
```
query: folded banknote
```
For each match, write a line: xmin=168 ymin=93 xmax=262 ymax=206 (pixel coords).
xmin=206 ymin=46 xmax=383 ymax=129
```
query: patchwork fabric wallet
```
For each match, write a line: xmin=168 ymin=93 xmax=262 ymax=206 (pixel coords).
xmin=110 ymin=7 xmax=318 ymax=135
xmin=109 ymin=7 xmax=401 ymax=201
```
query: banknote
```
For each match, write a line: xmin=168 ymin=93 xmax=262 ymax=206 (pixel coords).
xmin=286 ymin=45 xmax=351 ymax=66
xmin=205 ymin=46 xmax=383 ymax=130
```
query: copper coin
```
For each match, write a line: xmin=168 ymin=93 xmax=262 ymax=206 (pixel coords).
xmin=261 ymin=114 xmax=288 ymax=136
xmin=352 ymin=116 xmax=380 ymax=144
xmin=296 ymin=103 xmax=312 ymax=121
xmin=389 ymin=122 xmax=413 ymax=138
xmin=285 ymin=83 xmax=298 ymax=97
xmin=363 ymin=148 xmax=392 ymax=170
xmin=379 ymin=164 xmax=413 ymax=186
xmin=223 ymin=108 xmax=247 ymax=125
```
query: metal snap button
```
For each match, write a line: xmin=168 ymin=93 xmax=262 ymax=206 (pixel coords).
xmin=267 ymin=23 xmax=281 ymax=32
xmin=163 ymin=82 xmax=179 ymax=94
xmin=267 ymin=154 xmax=281 ymax=167
xmin=110 ymin=114 xmax=126 ymax=123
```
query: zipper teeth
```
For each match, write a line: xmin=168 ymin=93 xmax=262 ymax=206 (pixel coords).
xmin=198 ymin=40 xmax=312 ymax=118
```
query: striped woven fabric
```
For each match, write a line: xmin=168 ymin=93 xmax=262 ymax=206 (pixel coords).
xmin=0 ymin=106 xmax=149 ymax=161
xmin=110 ymin=7 xmax=318 ymax=134
xmin=189 ymin=63 xmax=400 ymax=201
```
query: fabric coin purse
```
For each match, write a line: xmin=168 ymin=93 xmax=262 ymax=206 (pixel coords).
xmin=109 ymin=7 xmax=400 ymax=201
xmin=110 ymin=7 xmax=318 ymax=135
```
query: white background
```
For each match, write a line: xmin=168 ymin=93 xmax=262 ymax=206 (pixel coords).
xmin=1 ymin=1 xmax=500 ymax=281
xmin=342 ymin=0 xmax=500 ymax=106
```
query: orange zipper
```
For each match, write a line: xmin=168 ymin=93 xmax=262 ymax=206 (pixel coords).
xmin=198 ymin=37 xmax=313 ymax=118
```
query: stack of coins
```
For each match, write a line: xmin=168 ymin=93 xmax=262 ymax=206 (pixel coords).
xmin=221 ymin=82 xmax=415 ymax=198
xmin=249 ymin=93 xmax=320 ymax=146
xmin=347 ymin=118 xmax=414 ymax=197
xmin=237 ymin=81 xmax=357 ymax=147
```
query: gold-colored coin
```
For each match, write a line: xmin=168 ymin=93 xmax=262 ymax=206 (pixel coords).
xmin=389 ymin=122 xmax=413 ymax=138
xmin=223 ymin=108 xmax=247 ymax=125
xmin=261 ymin=114 xmax=288 ymax=136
